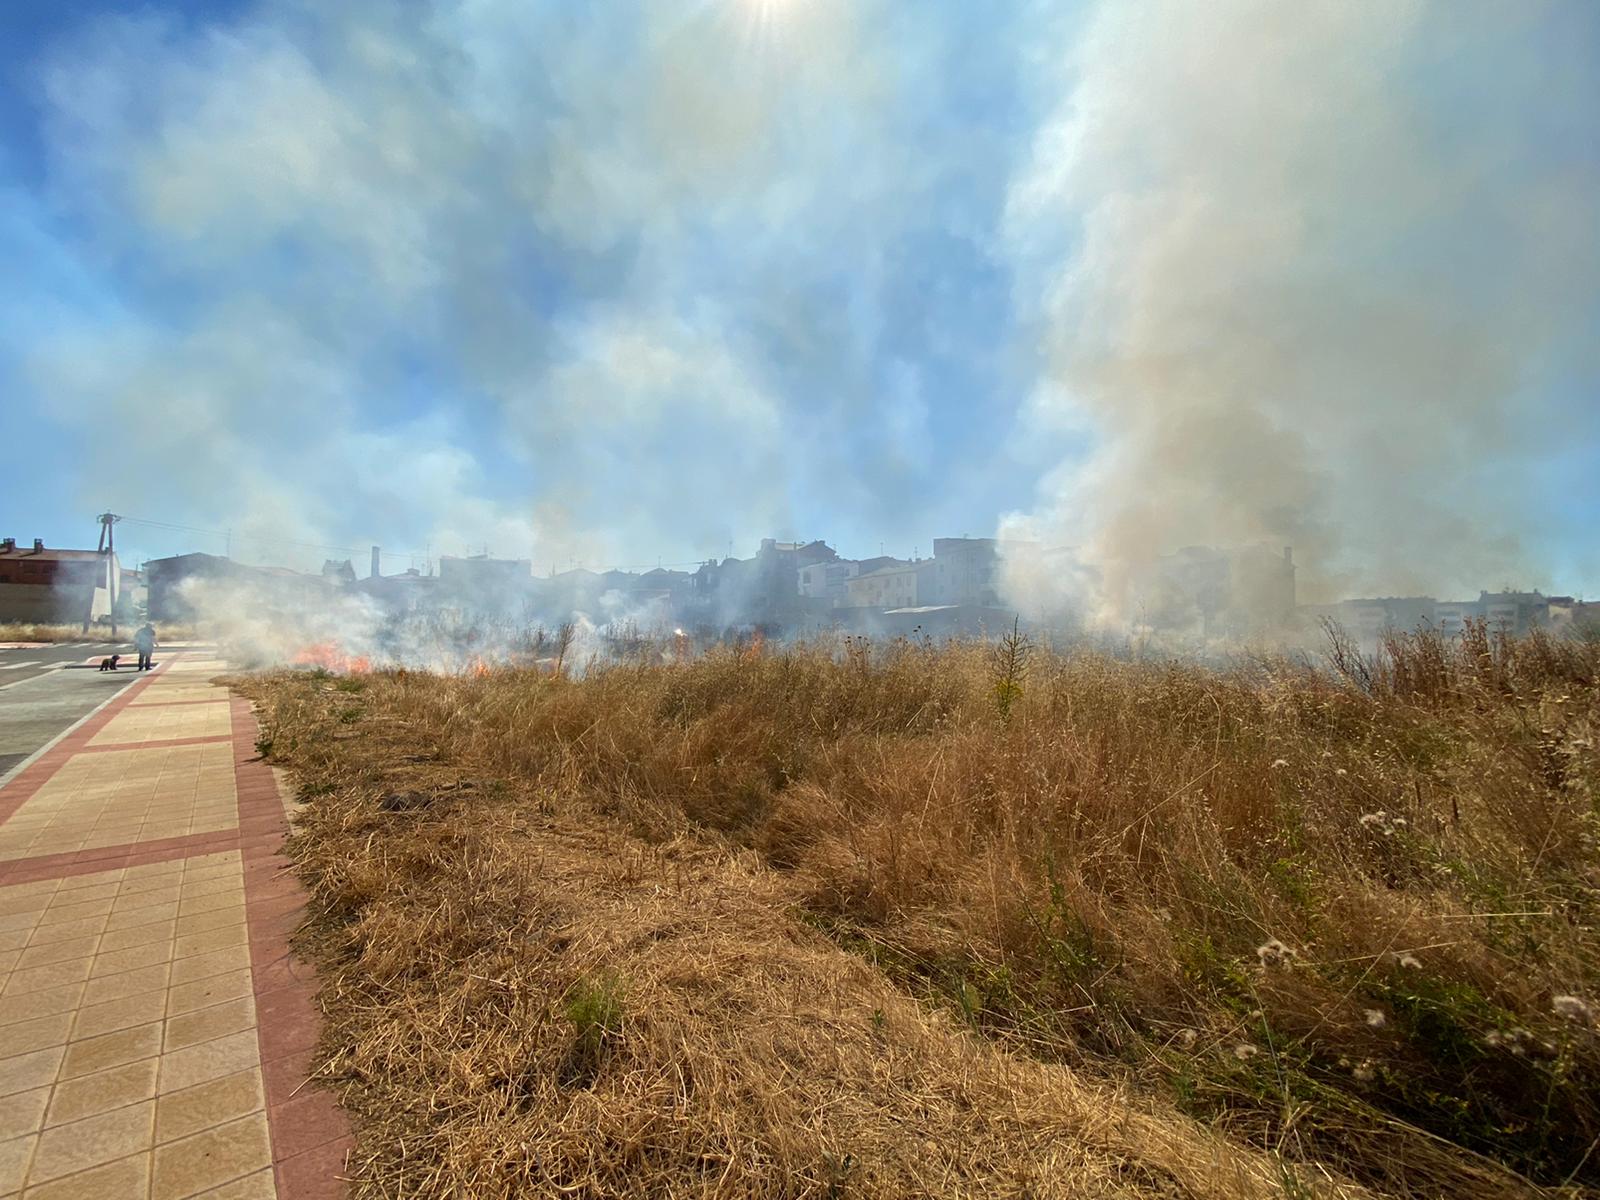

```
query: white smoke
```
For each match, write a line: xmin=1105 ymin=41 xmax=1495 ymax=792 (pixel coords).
xmin=1001 ymin=0 xmax=1600 ymax=622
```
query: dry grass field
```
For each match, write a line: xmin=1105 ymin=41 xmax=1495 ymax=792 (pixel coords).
xmin=240 ymin=623 xmax=1599 ymax=1199
xmin=0 ymin=620 xmax=199 ymax=643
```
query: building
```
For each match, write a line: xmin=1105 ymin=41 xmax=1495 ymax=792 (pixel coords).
xmin=321 ymin=559 xmax=356 ymax=585
xmin=1305 ymin=596 xmax=1437 ymax=639
xmin=690 ymin=539 xmax=839 ymax=627
xmin=798 ymin=560 xmax=859 ymax=605
xmin=353 ymin=567 xmax=438 ymax=616
xmin=146 ymin=553 xmax=331 ymax=622
xmin=924 ymin=537 xmax=1002 ymax=607
xmin=0 ymin=537 xmax=120 ymax=624
xmin=437 ymin=554 xmax=534 ymax=617
xmin=844 ymin=561 xmax=925 ymax=609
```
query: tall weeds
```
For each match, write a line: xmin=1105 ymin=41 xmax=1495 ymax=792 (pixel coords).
xmin=251 ymin=625 xmax=1600 ymax=1197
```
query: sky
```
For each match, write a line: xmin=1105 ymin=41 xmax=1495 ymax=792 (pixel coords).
xmin=2 ymin=0 xmax=1597 ymax=603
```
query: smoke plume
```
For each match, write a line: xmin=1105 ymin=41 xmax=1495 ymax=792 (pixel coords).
xmin=1000 ymin=0 xmax=1600 ymax=621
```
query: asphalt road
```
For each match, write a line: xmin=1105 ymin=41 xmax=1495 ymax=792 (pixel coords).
xmin=0 ymin=643 xmax=155 ymax=781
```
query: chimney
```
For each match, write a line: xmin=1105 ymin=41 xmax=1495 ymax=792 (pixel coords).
xmin=370 ymin=546 xmax=381 ymax=579
xmin=32 ymin=538 xmax=44 ymax=553
xmin=0 ymin=537 xmax=13 ymax=553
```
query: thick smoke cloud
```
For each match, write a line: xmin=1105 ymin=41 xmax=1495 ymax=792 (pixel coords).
xmin=13 ymin=0 xmax=1030 ymax=572
xmin=1001 ymin=0 xmax=1600 ymax=619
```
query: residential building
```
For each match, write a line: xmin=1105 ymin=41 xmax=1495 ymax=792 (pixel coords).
xmin=146 ymin=553 xmax=328 ymax=622
xmin=0 ymin=537 xmax=120 ymax=624
xmin=798 ymin=560 xmax=859 ymax=605
xmin=844 ymin=560 xmax=925 ymax=609
xmin=925 ymin=537 xmax=1002 ymax=607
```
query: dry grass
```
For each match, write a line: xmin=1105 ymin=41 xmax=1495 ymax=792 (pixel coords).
xmin=241 ymin=623 xmax=1600 ymax=1199
xmin=0 ymin=621 xmax=199 ymax=644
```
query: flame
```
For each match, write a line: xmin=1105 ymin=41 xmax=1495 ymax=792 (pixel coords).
xmin=291 ymin=641 xmax=369 ymax=674
xmin=468 ymin=657 xmax=491 ymax=678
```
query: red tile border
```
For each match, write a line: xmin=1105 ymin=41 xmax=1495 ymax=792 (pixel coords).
xmin=232 ymin=693 xmax=353 ymax=1197
xmin=80 ymin=733 xmax=235 ymax=754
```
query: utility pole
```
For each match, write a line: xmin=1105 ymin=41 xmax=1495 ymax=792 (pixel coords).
xmin=86 ymin=513 xmax=121 ymax=637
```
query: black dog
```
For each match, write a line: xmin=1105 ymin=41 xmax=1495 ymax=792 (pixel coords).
xmin=98 ymin=654 xmax=121 ymax=672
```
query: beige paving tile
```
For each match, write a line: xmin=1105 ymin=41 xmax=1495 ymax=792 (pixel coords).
xmin=162 ymin=997 xmax=256 ymax=1055
xmin=0 ymin=1086 xmax=48 ymax=1141
xmin=105 ymin=904 xmax=181 ymax=934
xmin=173 ymin=925 xmax=248 ymax=962
xmin=61 ymin=1024 xmax=163 ymax=1080
xmin=28 ymin=1099 xmax=153 ymax=1184
xmin=89 ymin=940 xmax=175 ymax=979
xmin=91 ymin=703 xmax=232 ymax=747
xmin=25 ymin=917 xmax=108 ymax=947
xmin=14 ymin=936 xmax=100 ymax=971
xmin=36 ymin=897 xmax=114 ymax=924
xmin=189 ymin=1167 xmax=274 ymax=1199
xmin=0 ymin=928 xmax=32 ymax=954
xmin=3 ymin=1013 xmax=72 ymax=1057
xmin=46 ymin=882 xmax=120 ymax=907
xmin=112 ymin=888 xmax=181 ymax=914
xmin=2 ymin=957 xmax=93 ymax=998
xmin=151 ymin=1112 xmax=270 ymax=1200
xmin=177 ymin=877 xmax=240 ymax=901
xmin=21 ymin=1151 xmax=152 ymax=1200
xmin=173 ymin=909 xmax=244 ymax=940
xmin=164 ymin=972 xmax=253 ymax=1019
xmin=154 ymin=1070 xmax=264 ymax=1145
xmin=0 ymin=984 xmax=85 ymax=1028
xmin=0 ymin=1132 xmax=37 ymax=1195
xmin=98 ymin=920 xmax=178 ymax=954
xmin=82 ymin=964 xmax=172 ymax=1008
xmin=0 ymin=912 xmax=40 ymax=936
xmin=0 ymin=1047 xmax=63 ymax=1100
xmin=73 ymin=989 xmax=171 ymax=1041
xmin=169 ymin=946 xmax=249 ymax=988
xmin=46 ymin=1059 xmax=160 ymax=1128
xmin=0 ymin=893 xmax=50 ymax=919
xmin=156 ymin=1030 xmax=260 ymax=1096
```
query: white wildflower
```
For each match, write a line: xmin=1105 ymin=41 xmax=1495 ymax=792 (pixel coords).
xmin=1358 ymin=812 xmax=1386 ymax=828
xmin=1396 ymin=952 xmax=1422 ymax=970
xmin=1552 ymin=995 xmax=1595 ymax=1024
xmin=1233 ymin=1043 xmax=1259 ymax=1061
xmin=1335 ymin=768 xmax=1348 ymax=777
xmin=1271 ymin=758 xmax=1289 ymax=769
xmin=1364 ymin=1009 xmax=1387 ymax=1030
xmin=1174 ymin=1028 xmax=1198 ymax=1050
xmin=1352 ymin=1060 xmax=1376 ymax=1083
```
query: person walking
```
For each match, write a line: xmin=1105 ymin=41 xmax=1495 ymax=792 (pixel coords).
xmin=134 ymin=623 xmax=157 ymax=671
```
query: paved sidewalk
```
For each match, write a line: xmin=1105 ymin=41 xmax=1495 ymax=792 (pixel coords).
xmin=0 ymin=655 xmax=349 ymax=1199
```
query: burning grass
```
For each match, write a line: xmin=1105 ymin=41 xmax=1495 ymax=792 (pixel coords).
xmin=241 ymin=624 xmax=1600 ymax=1199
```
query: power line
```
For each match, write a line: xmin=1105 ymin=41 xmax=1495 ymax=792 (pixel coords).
xmin=116 ymin=515 xmax=356 ymax=556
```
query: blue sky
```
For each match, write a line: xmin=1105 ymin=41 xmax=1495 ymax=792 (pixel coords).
xmin=2 ymin=1 xmax=1596 ymax=601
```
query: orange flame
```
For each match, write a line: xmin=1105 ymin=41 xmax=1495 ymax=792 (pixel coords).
xmin=291 ymin=642 xmax=369 ymax=674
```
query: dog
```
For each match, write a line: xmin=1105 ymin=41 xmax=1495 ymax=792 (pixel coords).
xmin=98 ymin=654 xmax=121 ymax=672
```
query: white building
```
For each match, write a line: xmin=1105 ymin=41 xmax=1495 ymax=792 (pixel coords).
xmin=798 ymin=560 xmax=859 ymax=606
